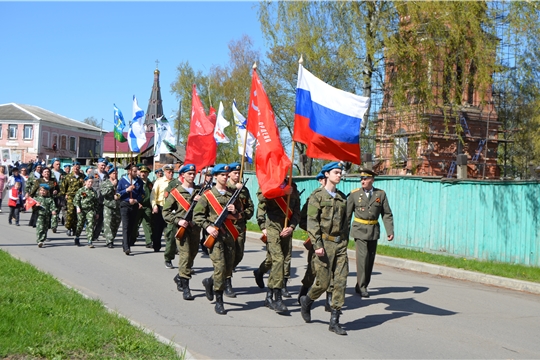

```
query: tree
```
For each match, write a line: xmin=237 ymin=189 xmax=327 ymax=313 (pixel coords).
xmin=83 ymin=116 xmax=101 ymax=128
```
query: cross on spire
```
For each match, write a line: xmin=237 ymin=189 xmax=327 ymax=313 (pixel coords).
xmin=155 ymin=59 xmax=159 ymax=69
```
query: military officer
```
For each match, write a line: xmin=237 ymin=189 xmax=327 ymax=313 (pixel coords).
xmin=199 ymin=165 xmax=215 ymax=256
xmin=33 ymin=183 xmax=57 ymax=248
xmin=254 ymin=178 xmax=301 ymax=314
xmin=50 ymin=158 xmax=67 ymax=226
xmin=151 ymin=164 xmax=174 ymax=259
xmin=101 ymin=167 xmax=121 ymax=248
xmin=300 ymin=161 xmax=349 ymax=335
xmin=131 ymin=166 xmax=153 ymax=247
xmin=162 ymin=164 xmax=201 ymax=300
xmin=346 ymin=169 xmax=394 ymax=298
xmin=73 ymin=175 xmax=99 ymax=247
xmin=61 ymin=162 xmax=84 ymax=237
xmin=224 ymin=162 xmax=254 ymax=298
xmin=91 ymin=158 xmax=109 ymax=242
xmin=193 ymin=164 xmax=241 ymax=315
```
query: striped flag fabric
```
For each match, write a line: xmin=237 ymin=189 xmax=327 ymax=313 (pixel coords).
xmin=232 ymin=101 xmax=255 ymax=163
xmin=128 ymin=95 xmax=147 ymax=153
xmin=214 ymin=101 xmax=230 ymax=144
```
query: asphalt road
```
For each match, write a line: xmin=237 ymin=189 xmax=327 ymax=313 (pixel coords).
xmin=1 ymin=206 xmax=539 ymax=359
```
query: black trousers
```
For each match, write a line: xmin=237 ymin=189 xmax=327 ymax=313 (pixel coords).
xmin=9 ymin=206 xmax=21 ymax=224
xmin=92 ymin=204 xmax=104 ymax=241
xmin=151 ymin=205 xmax=166 ymax=251
xmin=120 ymin=203 xmax=138 ymax=252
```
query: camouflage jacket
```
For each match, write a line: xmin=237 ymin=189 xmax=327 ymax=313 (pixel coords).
xmin=33 ymin=195 xmax=57 ymax=217
xmin=256 ymin=183 xmax=301 ymax=231
xmin=100 ymin=179 xmax=120 ymax=210
xmin=306 ymin=187 xmax=348 ymax=250
xmin=227 ymin=180 xmax=254 ymax=227
xmin=73 ymin=186 xmax=98 ymax=212
xmin=61 ymin=172 xmax=84 ymax=199
xmin=162 ymin=184 xmax=201 ymax=226
xmin=30 ymin=178 xmax=60 ymax=198
xmin=193 ymin=186 xmax=242 ymax=233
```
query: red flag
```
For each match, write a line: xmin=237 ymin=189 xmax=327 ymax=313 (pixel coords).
xmin=184 ymin=85 xmax=217 ymax=171
xmin=25 ymin=197 xmax=37 ymax=211
xmin=247 ymin=69 xmax=292 ymax=199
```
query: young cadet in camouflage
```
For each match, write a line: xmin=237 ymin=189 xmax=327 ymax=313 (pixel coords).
xmin=73 ymin=176 xmax=99 ymax=247
xmin=101 ymin=167 xmax=121 ymax=248
xmin=131 ymin=166 xmax=153 ymax=247
xmin=26 ymin=163 xmax=42 ymax=227
xmin=193 ymin=164 xmax=242 ymax=315
xmin=254 ymin=179 xmax=301 ymax=314
xmin=346 ymin=168 xmax=394 ymax=298
xmin=61 ymin=162 xmax=84 ymax=236
xmin=300 ymin=161 xmax=349 ymax=336
xmin=162 ymin=164 xmax=201 ymax=301
xmin=162 ymin=167 xmax=181 ymax=259
xmin=30 ymin=168 xmax=60 ymax=232
xmin=34 ymin=184 xmax=57 ymax=248
xmin=224 ymin=162 xmax=254 ymax=298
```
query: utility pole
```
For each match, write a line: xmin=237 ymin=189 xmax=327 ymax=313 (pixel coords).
xmin=176 ymin=99 xmax=182 ymax=146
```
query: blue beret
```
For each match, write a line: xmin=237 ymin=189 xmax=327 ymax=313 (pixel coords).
xmin=97 ymin=158 xmax=106 ymax=163
xmin=107 ymin=167 xmax=117 ymax=175
xmin=228 ymin=162 xmax=241 ymax=171
xmin=154 ymin=168 xmax=163 ymax=174
xmin=63 ymin=164 xmax=71 ymax=168
xmin=179 ymin=164 xmax=196 ymax=174
xmin=107 ymin=162 xmax=114 ymax=168
xmin=212 ymin=164 xmax=230 ymax=175
xmin=321 ymin=161 xmax=344 ymax=174
xmin=39 ymin=183 xmax=50 ymax=190
xmin=316 ymin=171 xmax=325 ymax=180
xmin=84 ymin=175 xmax=93 ymax=181
xmin=72 ymin=161 xmax=81 ymax=166
xmin=51 ymin=158 xmax=60 ymax=163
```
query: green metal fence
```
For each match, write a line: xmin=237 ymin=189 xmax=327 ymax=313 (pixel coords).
xmin=243 ymin=173 xmax=540 ymax=267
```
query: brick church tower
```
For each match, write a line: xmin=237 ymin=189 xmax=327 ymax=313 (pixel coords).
xmin=144 ymin=65 xmax=164 ymax=133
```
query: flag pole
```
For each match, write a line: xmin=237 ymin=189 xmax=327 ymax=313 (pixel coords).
xmin=239 ymin=102 xmax=250 ymax=181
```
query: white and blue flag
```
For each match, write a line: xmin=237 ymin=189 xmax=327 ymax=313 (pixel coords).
xmin=232 ymin=101 xmax=255 ymax=163
xmin=128 ymin=95 xmax=147 ymax=153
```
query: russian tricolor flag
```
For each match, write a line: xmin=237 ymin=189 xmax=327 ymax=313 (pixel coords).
xmin=293 ymin=64 xmax=370 ymax=164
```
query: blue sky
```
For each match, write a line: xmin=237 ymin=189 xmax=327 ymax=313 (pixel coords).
xmin=0 ymin=1 xmax=266 ymax=132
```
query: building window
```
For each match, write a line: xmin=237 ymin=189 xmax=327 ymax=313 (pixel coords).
xmin=60 ymin=135 xmax=67 ymax=150
xmin=0 ymin=124 xmax=2 ymax=139
xmin=23 ymin=125 xmax=33 ymax=140
xmin=8 ymin=125 xmax=17 ymax=139
xmin=42 ymin=131 xmax=50 ymax=147
xmin=394 ymin=128 xmax=408 ymax=164
xmin=69 ymin=136 xmax=76 ymax=152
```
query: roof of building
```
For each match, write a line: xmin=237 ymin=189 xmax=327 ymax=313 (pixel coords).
xmin=0 ymin=103 xmax=102 ymax=133
xmin=103 ymin=131 xmax=154 ymax=153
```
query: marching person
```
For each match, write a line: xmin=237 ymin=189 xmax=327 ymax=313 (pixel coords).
xmin=30 ymin=167 xmax=60 ymax=234
xmin=8 ymin=181 xmax=25 ymax=226
xmin=254 ymin=178 xmax=301 ymax=313
xmin=50 ymin=158 xmax=67 ymax=226
xmin=117 ymin=163 xmax=144 ymax=256
xmin=199 ymin=165 xmax=215 ymax=256
xmin=193 ymin=164 xmax=242 ymax=315
xmin=33 ymin=183 xmax=57 ymax=248
xmin=346 ymin=169 xmax=394 ymax=298
xmin=151 ymin=164 xmax=173 ymax=259
xmin=61 ymin=162 xmax=84 ymax=237
xmin=300 ymin=161 xmax=349 ymax=335
xmin=101 ymin=167 xmax=121 ymax=248
xmin=73 ymin=175 xmax=99 ymax=247
xmin=224 ymin=162 xmax=254 ymax=298
xmin=91 ymin=158 xmax=109 ymax=243
xmin=162 ymin=164 xmax=201 ymax=300
xmin=131 ymin=165 xmax=153 ymax=248
xmin=26 ymin=162 xmax=42 ymax=227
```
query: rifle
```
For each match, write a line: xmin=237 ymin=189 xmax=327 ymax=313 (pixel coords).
xmin=203 ymin=178 xmax=249 ymax=249
xmin=174 ymin=179 xmax=213 ymax=240
xmin=260 ymin=188 xmax=305 ymax=243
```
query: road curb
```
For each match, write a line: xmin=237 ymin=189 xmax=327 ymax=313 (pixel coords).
xmin=246 ymin=232 xmax=540 ymax=296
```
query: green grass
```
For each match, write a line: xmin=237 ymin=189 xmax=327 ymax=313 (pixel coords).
xmin=0 ymin=250 xmax=183 ymax=360
xmin=246 ymin=222 xmax=540 ymax=284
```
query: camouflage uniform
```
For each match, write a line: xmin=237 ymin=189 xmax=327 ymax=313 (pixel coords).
xmin=34 ymin=195 xmax=57 ymax=243
xmin=61 ymin=172 xmax=84 ymax=232
xmin=305 ymin=187 xmax=349 ymax=310
xmin=227 ymin=180 xmax=254 ymax=272
xmin=51 ymin=168 xmax=67 ymax=224
xmin=163 ymin=178 xmax=180 ymax=258
xmin=91 ymin=170 xmax=109 ymax=241
xmin=193 ymin=186 xmax=241 ymax=292
xmin=131 ymin=179 xmax=153 ymax=246
xmin=101 ymin=178 xmax=121 ymax=245
xmin=162 ymin=184 xmax=201 ymax=279
xmin=26 ymin=171 xmax=41 ymax=227
xmin=30 ymin=177 xmax=60 ymax=230
xmin=73 ymin=186 xmax=98 ymax=244
xmin=256 ymin=184 xmax=301 ymax=290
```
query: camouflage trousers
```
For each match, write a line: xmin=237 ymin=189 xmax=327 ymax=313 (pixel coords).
xmin=232 ymin=228 xmax=246 ymax=272
xmin=76 ymin=208 xmax=96 ymax=242
xmin=259 ymin=221 xmax=292 ymax=289
xmin=164 ymin=223 xmax=177 ymax=261
xmin=258 ymin=242 xmax=292 ymax=279
xmin=36 ymin=214 xmax=51 ymax=243
xmin=103 ymin=205 xmax=121 ymax=245
xmin=209 ymin=233 xmax=235 ymax=292
xmin=65 ymin=198 xmax=77 ymax=231
xmin=175 ymin=225 xmax=201 ymax=279
xmin=300 ymin=246 xmax=334 ymax=292
xmin=307 ymin=239 xmax=349 ymax=310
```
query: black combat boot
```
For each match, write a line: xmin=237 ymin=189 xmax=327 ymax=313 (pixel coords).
xmin=174 ymin=274 xmax=183 ymax=291
xmin=224 ymin=278 xmax=237 ymax=298
xmin=202 ymin=277 xmax=214 ymax=301
xmin=325 ymin=292 xmax=332 ymax=312
xmin=253 ymin=269 xmax=265 ymax=289
xmin=297 ymin=285 xmax=308 ymax=305
xmin=181 ymin=278 xmax=194 ymax=301
xmin=300 ymin=295 xmax=314 ymax=323
xmin=281 ymin=278 xmax=291 ymax=298
xmin=264 ymin=288 xmax=274 ymax=309
xmin=273 ymin=289 xmax=288 ymax=313
xmin=329 ymin=309 xmax=347 ymax=335
xmin=214 ymin=291 xmax=226 ymax=315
